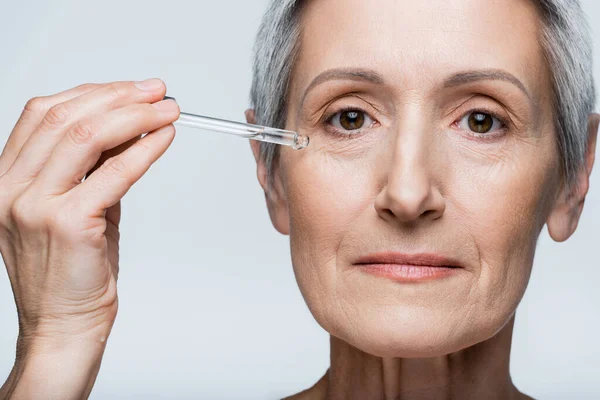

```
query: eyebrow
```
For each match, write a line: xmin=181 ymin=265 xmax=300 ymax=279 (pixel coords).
xmin=300 ymin=68 xmax=385 ymax=108
xmin=442 ymin=69 xmax=531 ymax=100
xmin=299 ymin=67 xmax=532 ymax=109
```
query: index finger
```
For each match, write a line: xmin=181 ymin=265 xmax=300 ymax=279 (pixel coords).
xmin=0 ymin=83 xmax=103 ymax=177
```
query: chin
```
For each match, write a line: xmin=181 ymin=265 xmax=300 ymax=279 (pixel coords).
xmin=349 ymin=329 xmax=470 ymax=359
xmin=324 ymin=309 xmax=504 ymax=358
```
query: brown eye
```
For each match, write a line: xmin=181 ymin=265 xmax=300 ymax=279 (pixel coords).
xmin=340 ymin=110 xmax=365 ymax=130
xmin=330 ymin=109 xmax=374 ymax=133
xmin=467 ymin=112 xmax=494 ymax=133
xmin=457 ymin=110 xmax=506 ymax=138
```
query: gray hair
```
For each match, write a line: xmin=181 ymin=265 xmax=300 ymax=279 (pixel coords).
xmin=249 ymin=0 xmax=596 ymax=192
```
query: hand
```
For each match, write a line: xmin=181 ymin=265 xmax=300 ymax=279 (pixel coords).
xmin=0 ymin=79 xmax=179 ymax=399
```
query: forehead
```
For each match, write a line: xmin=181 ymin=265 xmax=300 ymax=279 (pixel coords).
xmin=292 ymin=0 xmax=547 ymax=100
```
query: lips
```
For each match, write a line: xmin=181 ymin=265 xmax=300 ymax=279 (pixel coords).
xmin=352 ymin=252 xmax=464 ymax=283
xmin=354 ymin=252 xmax=462 ymax=268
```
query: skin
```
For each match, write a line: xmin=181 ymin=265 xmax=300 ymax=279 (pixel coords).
xmin=247 ymin=0 xmax=599 ymax=399
xmin=0 ymin=80 xmax=180 ymax=399
xmin=0 ymin=0 xmax=596 ymax=399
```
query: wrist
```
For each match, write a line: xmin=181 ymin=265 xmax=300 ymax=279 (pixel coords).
xmin=3 ymin=333 xmax=109 ymax=400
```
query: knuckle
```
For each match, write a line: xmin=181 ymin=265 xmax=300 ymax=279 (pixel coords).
xmin=128 ymin=80 xmax=145 ymax=92
xmin=127 ymin=103 xmax=147 ymax=118
xmin=103 ymin=156 xmax=130 ymax=176
xmin=43 ymin=103 xmax=70 ymax=128
xmin=76 ymin=82 xmax=100 ymax=92
xmin=134 ymin=136 xmax=152 ymax=152
xmin=69 ymin=120 xmax=96 ymax=146
xmin=133 ymin=103 xmax=157 ymax=121
xmin=106 ymin=82 xmax=130 ymax=101
xmin=24 ymin=96 xmax=48 ymax=114
xmin=9 ymin=198 xmax=27 ymax=221
xmin=9 ymin=196 xmax=41 ymax=229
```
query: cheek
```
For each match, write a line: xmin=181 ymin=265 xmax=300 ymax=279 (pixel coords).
xmin=451 ymin=145 xmax=556 ymax=312
xmin=277 ymin=126 xmax=558 ymax=355
xmin=285 ymin=149 xmax=379 ymax=241
xmin=282 ymin=149 xmax=378 ymax=320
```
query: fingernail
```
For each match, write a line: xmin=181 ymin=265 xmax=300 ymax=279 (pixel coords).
xmin=152 ymin=99 xmax=179 ymax=112
xmin=134 ymin=78 xmax=164 ymax=91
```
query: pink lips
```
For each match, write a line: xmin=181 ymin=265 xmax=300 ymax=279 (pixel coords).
xmin=354 ymin=252 xmax=462 ymax=283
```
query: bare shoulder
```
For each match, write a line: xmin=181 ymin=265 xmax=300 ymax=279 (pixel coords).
xmin=282 ymin=371 xmax=328 ymax=400
xmin=516 ymin=390 xmax=536 ymax=400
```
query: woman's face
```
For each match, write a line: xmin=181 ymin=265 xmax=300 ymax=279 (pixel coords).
xmin=262 ymin=0 xmax=568 ymax=357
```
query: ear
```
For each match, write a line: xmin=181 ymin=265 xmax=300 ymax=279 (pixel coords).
xmin=547 ymin=112 xmax=599 ymax=242
xmin=246 ymin=109 xmax=290 ymax=235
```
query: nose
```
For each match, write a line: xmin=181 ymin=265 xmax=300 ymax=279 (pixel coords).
xmin=374 ymin=126 xmax=446 ymax=224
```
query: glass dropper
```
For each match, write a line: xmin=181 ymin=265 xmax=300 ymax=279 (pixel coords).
xmin=162 ymin=96 xmax=309 ymax=150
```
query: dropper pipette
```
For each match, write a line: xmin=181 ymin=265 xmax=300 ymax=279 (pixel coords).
xmin=162 ymin=96 xmax=310 ymax=150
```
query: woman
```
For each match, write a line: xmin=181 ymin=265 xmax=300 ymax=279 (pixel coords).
xmin=0 ymin=0 xmax=597 ymax=398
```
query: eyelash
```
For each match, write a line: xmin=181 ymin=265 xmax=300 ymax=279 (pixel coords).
xmin=323 ymin=106 xmax=377 ymax=138
xmin=454 ymin=107 xmax=510 ymax=141
xmin=323 ymin=106 xmax=511 ymax=141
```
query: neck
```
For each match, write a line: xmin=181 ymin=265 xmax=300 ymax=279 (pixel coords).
xmin=313 ymin=314 xmax=527 ymax=400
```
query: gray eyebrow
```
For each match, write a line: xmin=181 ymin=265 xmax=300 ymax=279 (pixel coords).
xmin=300 ymin=68 xmax=385 ymax=108
xmin=299 ymin=67 xmax=531 ymax=111
xmin=443 ymin=69 xmax=531 ymax=100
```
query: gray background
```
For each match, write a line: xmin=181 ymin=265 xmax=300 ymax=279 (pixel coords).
xmin=0 ymin=1 xmax=598 ymax=399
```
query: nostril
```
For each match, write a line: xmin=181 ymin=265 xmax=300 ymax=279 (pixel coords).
xmin=375 ymin=207 xmax=395 ymax=221
xmin=421 ymin=209 xmax=438 ymax=219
